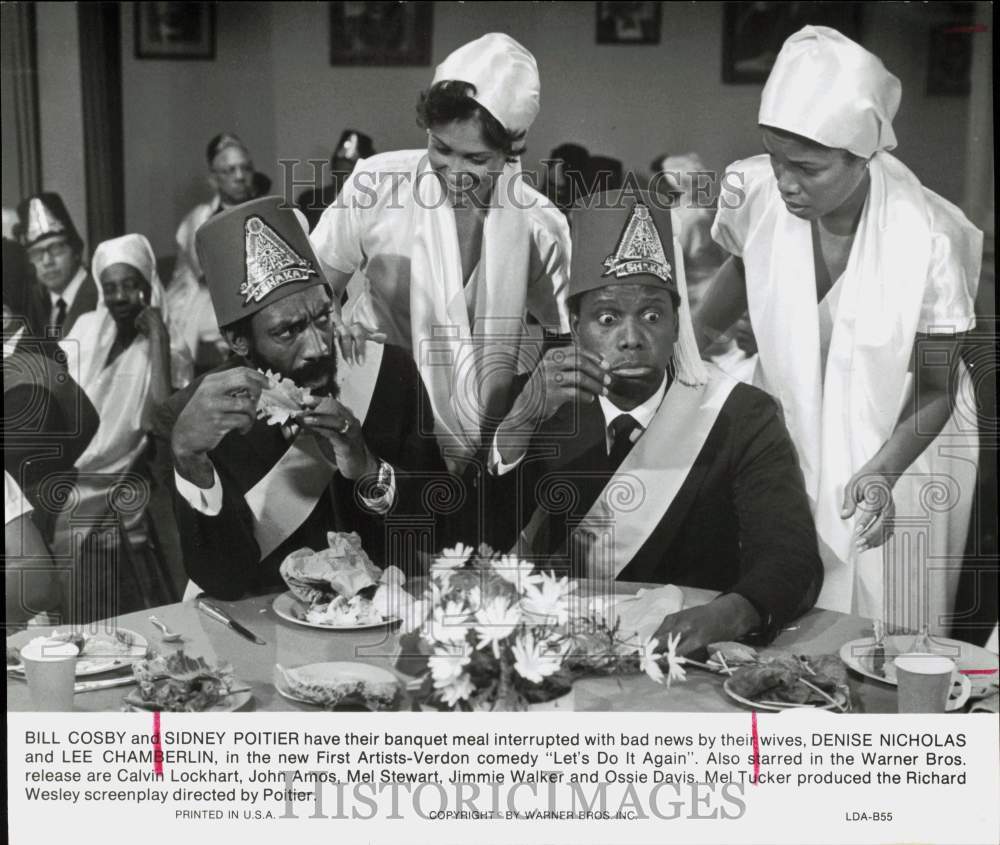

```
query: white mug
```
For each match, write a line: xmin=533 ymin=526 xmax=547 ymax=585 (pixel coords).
xmin=893 ymin=654 xmax=972 ymax=713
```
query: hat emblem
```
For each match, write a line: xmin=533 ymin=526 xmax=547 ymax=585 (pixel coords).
xmin=240 ymin=216 xmax=317 ymax=305
xmin=602 ymin=203 xmax=672 ymax=284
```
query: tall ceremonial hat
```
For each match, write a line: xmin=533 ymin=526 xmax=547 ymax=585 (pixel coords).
xmin=432 ymin=33 xmax=540 ymax=135
xmin=570 ymin=189 xmax=707 ymax=386
xmin=15 ymin=192 xmax=83 ymax=251
xmin=195 ymin=196 xmax=326 ymax=327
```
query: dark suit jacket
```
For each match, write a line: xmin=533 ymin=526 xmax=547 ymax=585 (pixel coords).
xmin=155 ymin=345 xmax=454 ymax=599
xmin=3 ymin=347 xmax=100 ymax=539
xmin=26 ymin=271 xmax=99 ymax=340
xmin=482 ymin=377 xmax=823 ymax=637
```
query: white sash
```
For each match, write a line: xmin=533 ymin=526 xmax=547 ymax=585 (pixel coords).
xmin=409 ymin=156 xmax=531 ymax=469
xmin=517 ymin=368 xmax=737 ymax=577
xmin=182 ymin=343 xmax=384 ymax=601
xmin=748 ymin=154 xmax=944 ymax=614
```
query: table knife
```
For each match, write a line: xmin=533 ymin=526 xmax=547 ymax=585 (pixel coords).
xmin=198 ymin=599 xmax=266 ymax=645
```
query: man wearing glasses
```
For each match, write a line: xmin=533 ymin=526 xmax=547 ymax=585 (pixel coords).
xmin=15 ymin=192 xmax=97 ymax=340
xmin=167 ymin=132 xmax=265 ymax=373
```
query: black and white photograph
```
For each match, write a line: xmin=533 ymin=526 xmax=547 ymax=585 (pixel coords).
xmin=2 ymin=2 xmax=997 ymax=844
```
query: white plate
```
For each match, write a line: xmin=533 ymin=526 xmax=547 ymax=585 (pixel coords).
xmin=839 ymin=635 xmax=999 ymax=693
xmin=123 ymin=685 xmax=253 ymax=713
xmin=7 ymin=627 xmax=148 ymax=677
xmin=271 ymin=591 xmax=400 ymax=630
xmin=723 ymin=678 xmax=848 ymax=712
xmin=275 ymin=661 xmax=399 ymax=709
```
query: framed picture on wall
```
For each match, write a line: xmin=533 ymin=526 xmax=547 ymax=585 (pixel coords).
xmin=926 ymin=4 xmax=975 ymax=96
xmin=596 ymin=1 xmax=662 ymax=45
xmin=722 ymin=2 xmax=863 ymax=83
xmin=329 ymin=1 xmax=433 ymax=66
xmin=134 ymin=2 xmax=215 ymax=60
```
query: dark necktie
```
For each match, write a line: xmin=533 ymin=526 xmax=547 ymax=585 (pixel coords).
xmin=607 ymin=413 xmax=641 ymax=470
xmin=50 ymin=298 xmax=67 ymax=335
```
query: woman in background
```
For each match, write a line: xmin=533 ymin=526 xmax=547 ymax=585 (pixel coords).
xmin=695 ymin=27 xmax=982 ymax=632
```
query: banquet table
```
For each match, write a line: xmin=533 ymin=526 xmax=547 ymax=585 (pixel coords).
xmin=7 ymin=582 xmax=907 ymax=713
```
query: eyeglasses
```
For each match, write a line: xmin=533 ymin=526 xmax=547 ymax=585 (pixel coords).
xmin=26 ymin=241 xmax=73 ymax=263
xmin=212 ymin=162 xmax=254 ymax=178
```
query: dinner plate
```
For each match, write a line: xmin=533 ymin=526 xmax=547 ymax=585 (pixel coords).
xmin=275 ymin=662 xmax=399 ymax=709
xmin=271 ymin=591 xmax=400 ymax=630
xmin=122 ymin=685 xmax=253 ymax=713
xmin=7 ymin=627 xmax=149 ymax=677
xmin=839 ymin=635 xmax=999 ymax=693
xmin=723 ymin=678 xmax=848 ymax=712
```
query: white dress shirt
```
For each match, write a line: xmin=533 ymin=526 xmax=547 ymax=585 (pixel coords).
xmin=49 ymin=266 xmax=88 ymax=319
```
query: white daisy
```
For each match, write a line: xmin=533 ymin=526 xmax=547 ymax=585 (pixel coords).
xmin=438 ymin=672 xmax=475 ymax=708
xmin=429 ymin=642 xmax=472 ymax=688
xmin=511 ymin=630 xmax=565 ymax=684
xmin=474 ymin=596 xmax=522 ymax=657
xmin=521 ymin=571 xmax=575 ymax=626
xmin=638 ymin=636 xmax=665 ymax=684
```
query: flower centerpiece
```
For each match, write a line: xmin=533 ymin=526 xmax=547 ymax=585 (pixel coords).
xmin=398 ymin=544 xmax=688 ymax=711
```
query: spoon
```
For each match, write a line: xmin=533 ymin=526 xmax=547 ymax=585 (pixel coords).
xmin=149 ymin=616 xmax=182 ymax=642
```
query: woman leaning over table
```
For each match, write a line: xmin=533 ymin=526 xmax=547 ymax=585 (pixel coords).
xmin=309 ymin=33 xmax=570 ymax=474
xmin=694 ymin=27 xmax=982 ymax=632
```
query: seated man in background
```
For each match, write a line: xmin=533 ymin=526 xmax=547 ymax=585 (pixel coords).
xmin=487 ymin=190 xmax=823 ymax=653
xmin=4 ymin=237 xmax=100 ymax=542
xmin=296 ymin=129 xmax=375 ymax=231
xmin=16 ymin=193 xmax=98 ymax=340
xmin=160 ymin=198 xmax=448 ymax=600
xmin=167 ymin=132 xmax=264 ymax=373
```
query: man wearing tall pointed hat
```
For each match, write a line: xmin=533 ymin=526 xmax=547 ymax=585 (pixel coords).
xmin=15 ymin=192 xmax=98 ymax=340
xmin=158 ymin=197 xmax=447 ymax=600
xmin=486 ymin=189 xmax=823 ymax=652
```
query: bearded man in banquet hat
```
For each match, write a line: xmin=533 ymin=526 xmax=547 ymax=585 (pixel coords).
xmin=485 ymin=189 xmax=823 ymax=652
xmin=158 ymin=198 xmax=449 ymax=600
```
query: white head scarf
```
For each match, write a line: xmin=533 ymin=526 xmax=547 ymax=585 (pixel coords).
xmin=432 ymin=33 xmax=540 ymax=135
xmin=62 ymin=234 xmax=184 ymax=391
xmin=759 ymin=26 xmax=901 ymax=158
xmin=92 ymin=234 xmax=165 ymax=309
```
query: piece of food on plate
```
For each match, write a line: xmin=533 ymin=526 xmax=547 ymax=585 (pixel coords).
xmin=256 ymin=369 xmax=317 ymax=426
xmin=707 ymin=641 xmax=758 ymax=667
xmin=276 ymin=664 xmax=399 ymax=711
xmin=305 ymin=594 xmax=383 ymax=627
xmin=128 ymin=651 xmax=238 ymax=712
xmin=800 ymin=654 xmax=849 ymax=692
xmin=280 ymin=531 xmax=383 ymax=606
xmin=728 ymin=664 xmax=798 ymax=700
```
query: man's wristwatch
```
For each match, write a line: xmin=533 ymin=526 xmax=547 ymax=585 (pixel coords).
xmin=358 ymin=458 xmax=393 ymax=503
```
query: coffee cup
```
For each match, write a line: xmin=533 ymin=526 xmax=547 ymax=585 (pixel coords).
xmin=894 ymin=653 xmax=971 ymax=713
xmin=20 ymin=638 xmax=79 ymax=711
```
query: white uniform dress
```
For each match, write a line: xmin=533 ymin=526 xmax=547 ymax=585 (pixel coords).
xmin=713 ymin=153 xmax=982 ymax=632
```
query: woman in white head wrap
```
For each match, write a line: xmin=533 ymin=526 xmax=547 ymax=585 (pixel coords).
xmin=695 ymin=27 xmax=982 ymax=632
xmin=309 ymin=33 xmax=571 ymax=473
xmin=55 ymin=234 xmax=190 ymax=559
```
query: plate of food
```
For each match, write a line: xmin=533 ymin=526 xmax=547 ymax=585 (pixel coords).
xmin=122 ymin=651 xmax=252 ymax=712
xmin=839 ymin=633 xmax=999 ymax=693
xmin=273 ymin=531 xmax=415 ymax=630
xmin=722 ymin=653 xmax=850 ymax=712
xmin=275 ymin=662 xmax=400 ymax=711
xmin=7 ymin=628 xmax=148 ymax=677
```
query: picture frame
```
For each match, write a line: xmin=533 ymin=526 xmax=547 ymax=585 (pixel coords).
xmin=134 ymin=2 xmax=215 ymax=61
xmin=596 ymin=1 xmax=662 ymax=45
xmin=926 ymin=5 xmax=975 ymax=96
xmin=329 ymin=1 xmax=433 ymax=66
xmin=722 ymin=2 xmax=863 ymax=84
